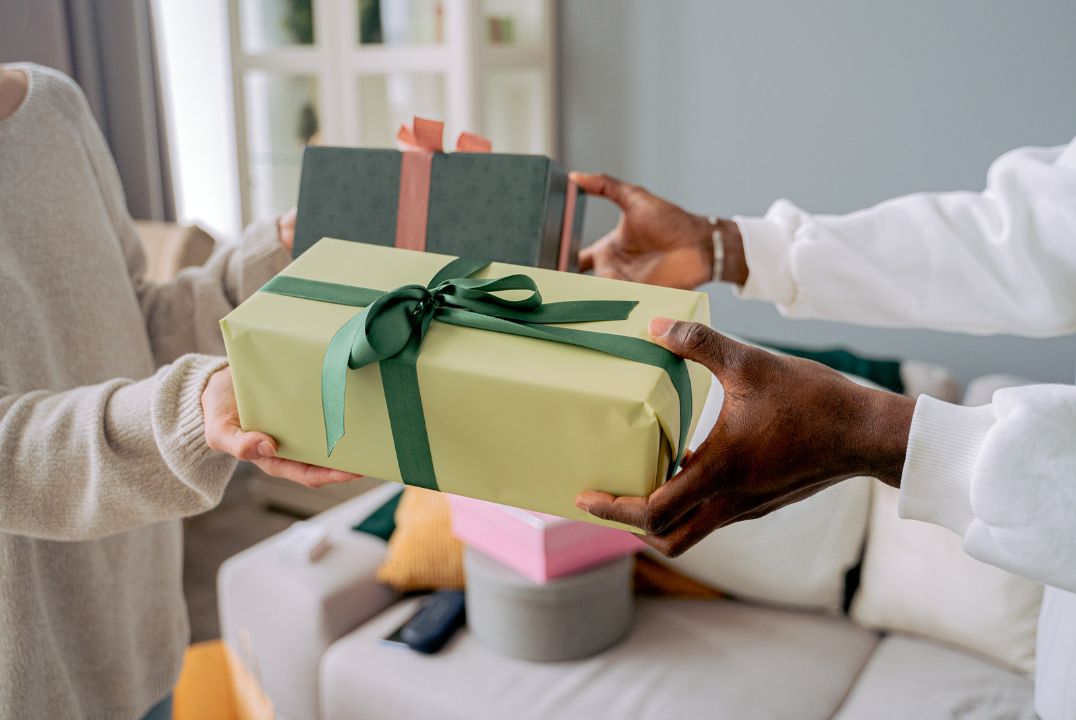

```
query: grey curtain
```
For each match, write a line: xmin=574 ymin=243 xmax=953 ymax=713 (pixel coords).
xmin=0 ymin=0 xmax=175 ymax=221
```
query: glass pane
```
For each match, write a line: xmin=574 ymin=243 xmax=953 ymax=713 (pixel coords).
xmin=239 ymin=0 xmax=315 ymax=51
xmin=357 ymin=0 xmax=444 ymax=45
xmin=481 ymin=0 xmax=544 ymax=46
xmin=482 ymin=68 xmax=547 ymax=154
xmin=358 ymin=73 xmax=446 ymax=147
xmin=244 ymin=72 xmax=319 ymax=219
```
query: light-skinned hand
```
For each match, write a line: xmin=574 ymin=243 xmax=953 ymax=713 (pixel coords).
xmin=201 ymin=366 xmax=359 ymax=488
xmin=277 ymin=208 xmax=297 ymax=253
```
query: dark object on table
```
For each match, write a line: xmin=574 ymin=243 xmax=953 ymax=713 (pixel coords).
xmin=388 ymin=590 xmax=466 ymax=655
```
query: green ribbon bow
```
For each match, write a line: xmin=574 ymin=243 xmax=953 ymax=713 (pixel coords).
xmin=260 ymin=257 xmax=693 ymax=492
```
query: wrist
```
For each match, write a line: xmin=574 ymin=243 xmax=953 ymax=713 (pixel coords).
xmin=849 ymin=386 xmax=916 ymax=487
xmin=717 ymin=219 xmax=748 ymax=285
xmin=688 ymin=214 xmax=716 ymax=283
xmin=705 ymin=217 xmax=748 ymax=285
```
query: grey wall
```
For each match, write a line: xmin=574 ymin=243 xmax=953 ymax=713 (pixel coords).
xmin=0 ymin=0 xmax=72 ymax=72
xmin=560 ymin=0 xmax=1076 ymax=388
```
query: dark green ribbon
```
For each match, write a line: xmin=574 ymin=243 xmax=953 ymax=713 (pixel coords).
xmin=260 ymin=257 xmax=693 ymax=491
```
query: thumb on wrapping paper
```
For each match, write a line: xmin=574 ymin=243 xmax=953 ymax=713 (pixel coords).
xmin=649 ymin=318 xmax=740 ymax=379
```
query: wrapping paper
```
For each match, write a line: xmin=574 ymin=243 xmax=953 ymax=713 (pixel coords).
xmin=221 ymin=239 xmax=711 ymax=528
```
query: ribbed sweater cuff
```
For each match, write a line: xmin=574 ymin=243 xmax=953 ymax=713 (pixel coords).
xmin=226 ymin=219 xmax=291 ymax=305
xmin=156 ymin=354 xmax=231 ymax=476
xmin=109 ymin=355 xmax=235 ymax=502
xmin=244 ymin=218 xmax=290 ymax=271
xmin=732 ymin=213 xmax=797 ymax=305
xmin=898 ymin=395 xmax=995 ymax=535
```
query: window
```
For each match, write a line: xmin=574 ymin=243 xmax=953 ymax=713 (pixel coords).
xmin=157 ymin=0 xmax=558 ymax=232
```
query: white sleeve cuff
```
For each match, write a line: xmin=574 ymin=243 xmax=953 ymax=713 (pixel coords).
xmin=732 ymin=200 xmax=800 ymax=305
xmin=898 ymin=395 xmax=996 ymax=536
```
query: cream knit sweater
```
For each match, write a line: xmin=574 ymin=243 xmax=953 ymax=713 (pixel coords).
xmin=0 ymin=64 xmax=290 ymax=718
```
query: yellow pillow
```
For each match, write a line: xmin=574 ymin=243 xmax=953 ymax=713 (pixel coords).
xmin=376 ymin=487 xmax=465 ymax=592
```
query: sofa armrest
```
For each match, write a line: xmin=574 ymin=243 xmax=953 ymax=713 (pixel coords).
xmin=218 ymin=482 xmax=402 ymax=720
xmin=133 ymin=220 xmax=215 ymax=282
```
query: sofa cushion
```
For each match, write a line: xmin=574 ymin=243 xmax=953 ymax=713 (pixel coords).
xmin=833 ymin=634 xmax=1035 ymax=719
xmin=850 ymin=483 xmax=1042 ymax=673
xmin=320 ymin=598 xmax=878 ymax=720
xmin=133 ymin=220 xmax=215 ymax=282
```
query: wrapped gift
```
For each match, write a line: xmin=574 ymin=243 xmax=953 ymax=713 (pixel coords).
xmin=449 ymin=495 xmax=643 ymax=582
xmin=220 ymin=239 xmax=711 ymax=528
xmin=293 ymin=118 xmax=584 ymax=270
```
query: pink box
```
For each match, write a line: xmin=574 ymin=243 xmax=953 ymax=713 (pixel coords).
xmin=448 ymin=494 xmax=644 ymax=583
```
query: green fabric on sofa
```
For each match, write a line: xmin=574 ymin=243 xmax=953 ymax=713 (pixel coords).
xmin=352 ymin=487 xmax=403 ymax=541
xmin=755 ymin=342 xmax=905 ymax=394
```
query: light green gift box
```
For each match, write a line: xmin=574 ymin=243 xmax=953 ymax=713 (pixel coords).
xmin=220 ymin=238 xmax=711 ymax=529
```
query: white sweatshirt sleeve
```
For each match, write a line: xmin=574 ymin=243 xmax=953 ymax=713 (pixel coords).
xmin=899 ymin=389 xmax=1076 ymax=592
xmin=733 ymin=138 xmax=1076 ymax=592
xmin=734 ymin=139 xmax=1076 ymax=335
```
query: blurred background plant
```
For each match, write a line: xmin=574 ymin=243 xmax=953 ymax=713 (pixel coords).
xmin=359 ymin=0 xmax=383 ymax=44
xmin=282 ymin=0 xmax=314 ymax=43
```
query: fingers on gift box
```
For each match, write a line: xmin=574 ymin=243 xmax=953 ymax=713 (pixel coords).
xmin=220 ymin=239 xmax=711 ymax=528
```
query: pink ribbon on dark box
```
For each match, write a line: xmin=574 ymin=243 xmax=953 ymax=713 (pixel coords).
xmin=393 ymin=117 xmax=580 ymax=272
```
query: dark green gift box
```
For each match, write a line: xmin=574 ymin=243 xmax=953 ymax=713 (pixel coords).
xmin=293 ymin=145 xmax=586 ymax=270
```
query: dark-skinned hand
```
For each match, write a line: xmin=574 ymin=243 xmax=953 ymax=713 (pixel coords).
xmin=571 ymin=172 xmax=749 ymax=288
xmin=575 ymin=318 xmax=915 ymax=557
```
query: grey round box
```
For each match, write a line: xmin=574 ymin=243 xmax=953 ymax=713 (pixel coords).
xmin=464 ymin=547 xmax=635 ymax=662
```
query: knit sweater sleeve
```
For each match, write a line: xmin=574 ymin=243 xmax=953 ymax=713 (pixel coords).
xmin=0 ymin=354 xmax=236 ymax=541
xmin=127 ymin=219 xmax=291 ymax=364
xmin=76 ymin=96 xmax=290 ymax=364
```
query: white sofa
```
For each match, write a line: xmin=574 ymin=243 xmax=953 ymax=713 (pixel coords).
xmin=218 ymin=480 xmax=1036 ymax=720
